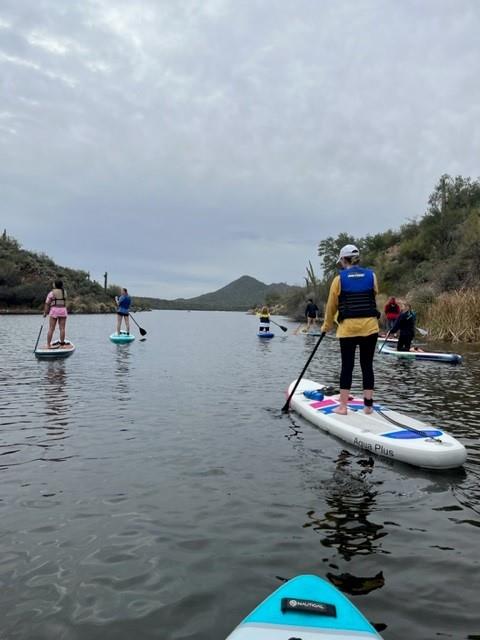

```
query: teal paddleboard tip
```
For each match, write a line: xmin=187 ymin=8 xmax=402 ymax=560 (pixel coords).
xmin=226 ymin=574 xmax=382 ymax=638
xmin=109 ymin=332 xmax=135 ymax=343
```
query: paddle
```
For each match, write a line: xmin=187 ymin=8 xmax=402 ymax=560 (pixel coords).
xmin=282 ymin=332 xmax=326 ymax=413
xmin=33 ymin=320 xmax=45 ymax=353
xmin=378 ymin=329 xmax=392 ymax=354
xmin=416 ymin=327 xmax=428 ymax=336
xmin=129 ymin=313 xmax=147 ymax=336
xmin=375 ymin=407 xmax=442 ymax=442
xmin=270 ymin=319 xmax=288 ymax=332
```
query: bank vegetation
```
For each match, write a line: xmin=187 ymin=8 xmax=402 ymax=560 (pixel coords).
xmin=284 ymin=175 xmax=480 ymax=342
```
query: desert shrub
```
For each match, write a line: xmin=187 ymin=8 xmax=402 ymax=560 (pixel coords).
xmin=423 ymin=289 xmax=480 ymax=342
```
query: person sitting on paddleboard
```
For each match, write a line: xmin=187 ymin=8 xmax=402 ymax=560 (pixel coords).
xmin=305 ymin=298 xmax=319 ymax=331
xmin=258 ymin=306 xmax=270 ymax=332
xmin=43 ymin=279 xmax=68 ymax=348
xmin=115 ymin=288 xmax=132 ymax=334
xmin=384 ymin=296 xmax=400 ymax=331
xmin=390 ymin=302 xmax=416 ymax=352
xmin=320 ymin=244 xmax=380 ymax=415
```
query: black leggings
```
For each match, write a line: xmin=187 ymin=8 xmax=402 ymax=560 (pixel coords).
xmin=338 ymin=333 xmax=378 ymax=390
xmin=397 ymin=333 xmax=413 ymax=351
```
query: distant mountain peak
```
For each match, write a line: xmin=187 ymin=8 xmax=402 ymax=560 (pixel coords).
xmin=140 ymin=275 xmax=301 ymax=311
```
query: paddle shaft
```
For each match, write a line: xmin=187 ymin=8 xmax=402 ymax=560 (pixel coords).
xmin=375 ymin=407 xmax=441 ymax=441
xmin=282 ymin=332 xmax=326 ymax=412
xmin=270 ymin=319 xmax=287 ymax=332
xmin=377 ymin=329 xmax=392 ymax=353
xmin=128 ymin=313 xmax=147 ymax=336
xmin=33 ymin=321 xmax=44 ymax=353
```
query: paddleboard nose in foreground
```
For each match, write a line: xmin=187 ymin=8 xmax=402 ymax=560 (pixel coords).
xmin=225 ymin=574 xmax=383 ymax=639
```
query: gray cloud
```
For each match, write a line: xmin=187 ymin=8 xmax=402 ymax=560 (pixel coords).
xmin=1 ymin=0 xmax=479 ymax=296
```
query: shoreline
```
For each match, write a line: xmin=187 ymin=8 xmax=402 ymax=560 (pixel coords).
xmin=0 ymin=309 xmax=114 ymax=315
xmin=0 ymin=308 xmax=152 ymax=315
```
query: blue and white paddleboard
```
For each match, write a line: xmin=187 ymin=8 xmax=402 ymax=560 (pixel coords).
xmin=109 ymin=331 xmax=135 ymax=344
xmin=378 ymin=344 xmax=462 ymax=363
xmin=287 ymin=378 xmax=466 ymax=469
xmin=226 ymin=574 xmax=382 ymax=639
xmin=258 ymin=332 xmax=274 ymax=339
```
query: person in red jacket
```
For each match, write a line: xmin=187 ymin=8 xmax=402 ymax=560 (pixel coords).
xmin=384 ymin=296 xmax=400 ymax=331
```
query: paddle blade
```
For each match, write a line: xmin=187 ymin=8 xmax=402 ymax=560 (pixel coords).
xmin=139 ymin=327 xmax=147 ymax=336
xmin=279 ymin=325 xmax=288 ymax=332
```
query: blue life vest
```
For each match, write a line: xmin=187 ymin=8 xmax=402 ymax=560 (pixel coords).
xmin=337 ymin=266 xmax=379 ymax=321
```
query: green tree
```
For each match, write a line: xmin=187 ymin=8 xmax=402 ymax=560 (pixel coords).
xmin=318 ymin=233 xmax=357 ymax=280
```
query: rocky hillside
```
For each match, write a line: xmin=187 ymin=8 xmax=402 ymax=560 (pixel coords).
xmin=0 ymin=232 xmax=116 ymax=312
xmin=0 ymin=234 xmax=301 ymax=313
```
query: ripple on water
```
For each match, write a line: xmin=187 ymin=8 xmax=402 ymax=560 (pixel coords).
xmin=0 ymin=313 xmax=479 ymax=640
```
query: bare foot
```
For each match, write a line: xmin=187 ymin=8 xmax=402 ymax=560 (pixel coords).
xmin=333 ymin=406 xmax=348 ymax=415
xmin=363 ymin=406 xmax=373 ymax=415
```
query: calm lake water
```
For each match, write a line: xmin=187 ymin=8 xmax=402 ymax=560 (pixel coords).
xmin=1 ymin=311 xmax=479 ymax=640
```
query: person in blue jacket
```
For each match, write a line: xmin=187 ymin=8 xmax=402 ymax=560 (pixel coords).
xmin=305 ymin=298 xmax=319 ymax=332
xmin=390 ymin=302 xmax=416 ymax=351
xmin=115 ymin=288 xmax=132 ymax=334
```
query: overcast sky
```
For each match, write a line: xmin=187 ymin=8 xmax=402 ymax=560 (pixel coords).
xmin=1 ymin=0 xmax=479 ymax=297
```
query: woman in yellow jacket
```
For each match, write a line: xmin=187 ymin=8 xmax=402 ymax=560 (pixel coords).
xmin=321 ymin=244 xmax=380 ymax=415
xmin=257 ymin=306 xmax=271 ymax=332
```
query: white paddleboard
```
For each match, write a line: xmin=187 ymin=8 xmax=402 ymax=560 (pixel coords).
xmin=287 ymin=379 xmax=466 ymax=470
xmin=35 ymin=340 xmax=76 ymax=359
xmin=379 ymin=344 xmax=462 ymax=363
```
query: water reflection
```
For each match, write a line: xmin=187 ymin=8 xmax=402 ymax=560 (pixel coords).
xmin=303 ymin=450 xmax=388 ymax=562
xmin=326 ymin=569 xmax=385 ymax=596
xmin=256 ymin=338 xmax=273 ymax=353
xmin=39 ymin=360 xmax=75 ymax=464
xmin=114 ymin=345 xmax=132 ymax=402
xmin=43 ymin=360 xmax=69 ymax=429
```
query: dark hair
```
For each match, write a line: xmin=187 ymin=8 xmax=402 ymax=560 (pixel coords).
xmin=54 ymin=279 xmax=63 ymax=289
xmin=122 ymin=288 xmax=128 ymax=294
xmin=342 ymin=255 xmax=360 ymax=266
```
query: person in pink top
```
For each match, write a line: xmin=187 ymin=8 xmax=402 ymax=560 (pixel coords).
xmin=43 ymin=279 xmax=68 ymax=348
